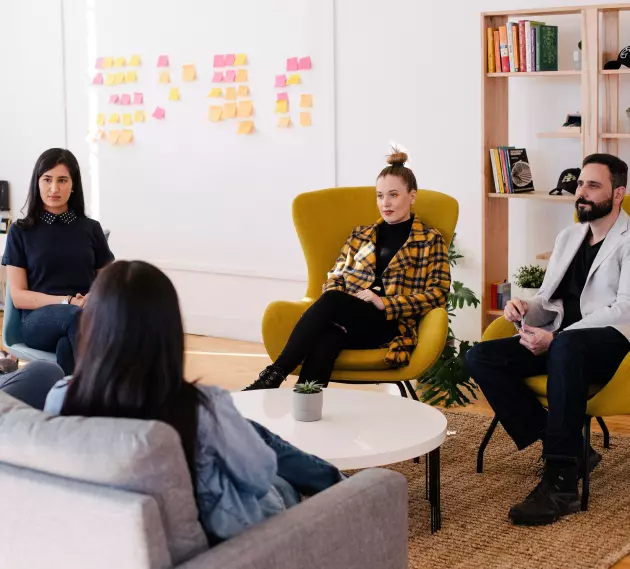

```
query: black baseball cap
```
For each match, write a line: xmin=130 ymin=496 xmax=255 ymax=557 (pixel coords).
xmin=604 ymin=46 xmax=630 ymax=69
xmin=549 ymin=168 xmax=580 ymax=195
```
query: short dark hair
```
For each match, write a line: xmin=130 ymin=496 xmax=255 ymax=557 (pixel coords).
xmin=582 ymin=153 xmax=628 ymax=190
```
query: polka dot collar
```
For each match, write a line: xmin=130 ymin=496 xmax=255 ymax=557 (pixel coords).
xmin=39 ymin=209 xmax=77 ymax=225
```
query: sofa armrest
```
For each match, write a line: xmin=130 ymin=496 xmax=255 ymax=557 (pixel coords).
xmin=178 ymin=469 xmax=408 ymax=569
xmin=482 ymin=316 xmax=515 ymax=342
xmin=261 ymin=300 xmax=313 ymax=362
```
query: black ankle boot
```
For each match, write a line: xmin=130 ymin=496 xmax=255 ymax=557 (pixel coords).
xmin=509 ymin=457 xmax=580 ymax=526
xmin=243 ymin=365 xmax=287 ymax=391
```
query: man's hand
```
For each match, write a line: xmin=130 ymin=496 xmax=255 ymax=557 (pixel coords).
xmin=355 ymin=289 xmax=386 ymax=311
xmin=519 ymin=322 xmax=553 ymax=355
xmin=505 ymin=298 xmax=529 ymax=323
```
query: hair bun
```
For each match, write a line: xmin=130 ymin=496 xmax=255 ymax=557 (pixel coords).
xmin=387 ymin=150 xmax=408 ymax=167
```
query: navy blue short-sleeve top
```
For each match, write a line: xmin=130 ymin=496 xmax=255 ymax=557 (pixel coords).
xmin=2 ymin=209 xmax=115 ymax=297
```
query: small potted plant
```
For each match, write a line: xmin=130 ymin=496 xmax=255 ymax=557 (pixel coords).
xmin=626 ymin=106 xmax=630 ymax=122
xmin=513 ymin=264 xmax=546 ymax=300
xmin=293 ymin=380 xmax=325 ymax=422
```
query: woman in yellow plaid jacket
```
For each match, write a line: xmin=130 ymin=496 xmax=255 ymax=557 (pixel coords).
xmin=245 ymin=149 xmax=451 ymax=391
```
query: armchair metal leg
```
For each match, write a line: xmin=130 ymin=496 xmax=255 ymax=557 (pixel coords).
xmin=582 ymin=416 xmax=592 ymax=511
xmin=395 ymin=382 xmax=407 ymax=398
xmin=404 ymin=380 xmax=420 ymax=401
xmin=595 ymin=417 xmax=610 ymax=449
xmin=477 ymin=416 xmax=500 ymax=474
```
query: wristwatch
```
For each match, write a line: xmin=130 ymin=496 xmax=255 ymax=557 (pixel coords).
xmin=61 ymin=295 xmax=72 ymax=305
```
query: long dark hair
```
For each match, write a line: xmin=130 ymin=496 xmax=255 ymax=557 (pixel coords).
xmin=60 ymin=261 xmax=203 ymax=478
xmin=17 ymin=148 xmax=86 ymax=229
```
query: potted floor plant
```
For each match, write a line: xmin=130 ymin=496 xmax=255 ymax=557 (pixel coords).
xmin=513 ymin=264 xmax=545 ymax=300
xmin=293 ymin=380 xmax=325 ymax=422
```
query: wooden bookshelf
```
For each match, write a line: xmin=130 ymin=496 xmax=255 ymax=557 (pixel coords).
xmin=481 ymin=3 xmax=629 ymax=332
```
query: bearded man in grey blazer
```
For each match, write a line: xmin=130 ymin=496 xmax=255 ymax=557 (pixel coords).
xmin=467 ymin=153 xmax=630 ymax=527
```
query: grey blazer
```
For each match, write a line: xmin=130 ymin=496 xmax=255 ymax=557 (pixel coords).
xmin=525 ymin=210 xmax=630 ymax=342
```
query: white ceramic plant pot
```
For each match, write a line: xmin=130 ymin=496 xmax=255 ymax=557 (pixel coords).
xmin=292 ymin=390 xmax=324 ymax=422
xmin=517 ymin=287 xmax=540 ymax=301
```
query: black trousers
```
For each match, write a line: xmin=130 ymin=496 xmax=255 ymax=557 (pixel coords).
xmin=274 ymin=290 xmax=400 ymax=386
xmin=466 ymin=327 xmax=630 ymax=460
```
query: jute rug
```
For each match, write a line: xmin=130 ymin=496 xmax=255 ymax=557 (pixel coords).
xmin=380 ymin=411 xmax=630 ymax=569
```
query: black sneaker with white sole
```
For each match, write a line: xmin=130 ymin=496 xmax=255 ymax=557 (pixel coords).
xmin=243 ymin=365 xmax=287 ymax=391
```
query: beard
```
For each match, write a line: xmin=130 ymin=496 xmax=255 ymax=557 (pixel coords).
xmin=575 ymin=195 xmax=614 ymax=223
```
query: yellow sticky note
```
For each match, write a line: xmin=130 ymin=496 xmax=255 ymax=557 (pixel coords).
xmin=209 ymin=106 xmax=223 ymax=122
xmin=237 ymin=121 xmax=254 ymax=134
xmin=278 ymin=117 xmax=291 ymax=128
xmin=119 ymin=129 xmax=134 ymax=144
xmin=102 ymin=57 xmax=114 ymax=68
xmin=107 ymin=130 xmax=120 ymax=144
xmin=300 ymin=112 xmax=311 ymax=126
xmin=183 ymin=64 xmax=197 ymax=81
xmin=208 ymin=88 xmax=222 ymax=98
xmin=159 ymin=70 xmax=171 ymax=84
xmin=235 ymin=69 xmax=248 ymax=82
xmin=129 ymin=54 xmax=141 ymax=66
xmin=237 ymin=85 xmax=250 ymax=97
xmin=234 ymin=53 xmax=247 ymax=65
xmin=96 ymin=113 xmax=105 ymax=126
xmin=114 ymin=72 xmax=125 ymax=84
xmin=109 ymin=113 xmax=120 ymax=124
xmin=115 ymin=57 xmax=126 ymax=67
xmin=300 ymin=94 xmax=313 ymax=108
xmin=134 ymin=110 xmax=145 ymax=123
xmin=275 ymin=100 xmax=288 ymax=114
xmin=237 ymin=100 xmax=253 ymax=118
xmin=225 ymin=87 xmax=237 ymax=101
xmin=126 ymin=70 xmax=138 ymax=83
xmin=287 ymin=73 xmax=301 ymax=85
xmin=105 ymin=74 xmax=115 ymax=86
xmin=168 ymin=87 xmax=180 ymax=101
xmin=123 ymin=114 xmax=133 ymax=126
xmin=223 ymin=103 xmax=237 ymax=119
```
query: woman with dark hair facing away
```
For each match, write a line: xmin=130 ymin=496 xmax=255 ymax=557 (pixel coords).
xmin=245 ymin=148 xmax=451 ymax=390
xmin=43 ymin=260 xmax=344 ymax=543
xmin=2 ymin=148 xmax=114 ymax=374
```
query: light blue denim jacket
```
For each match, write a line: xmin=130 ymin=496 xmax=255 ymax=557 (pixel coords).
xmin=44 ymin=379 xmax=287 ymax=540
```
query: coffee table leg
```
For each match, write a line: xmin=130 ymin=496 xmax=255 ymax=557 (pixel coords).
xmin=428 ymin=448 xmax=441 ymax=532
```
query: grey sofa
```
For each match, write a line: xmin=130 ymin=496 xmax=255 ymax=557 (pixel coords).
xmin=0 ymin=392 xmax=408 ymax=569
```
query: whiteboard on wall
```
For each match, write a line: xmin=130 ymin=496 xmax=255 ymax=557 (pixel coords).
xmin=63 ymin=0 xmax=335 ymax=278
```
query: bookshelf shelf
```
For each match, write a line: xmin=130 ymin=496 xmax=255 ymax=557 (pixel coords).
xmin=484 ymin=4 xmax=630 ymax=17
xmin=487 ymin=309 xmax=504 ymax=317
xmin=538 ymin=131 xmax=581 ymax=138
xmin=487 ymin=192 xmax=575 ymax=203
xmin=601 ymin=133 xmax=630 ymax=138
xmin=536 ymin=250 xmax=553 ymax=260
xmin=600 ymin=68 xmax=630 ymax=74
xmin=487 ymin=70 xmax=581 ymax=77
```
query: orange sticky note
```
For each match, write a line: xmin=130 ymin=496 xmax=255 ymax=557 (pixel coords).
xmin=209 ymin=106 xmax=223 ymax=122
xmin=275 ymin=100 xmax=288 ymax=114
xmin=102 ymin=57 xmax=114 ymax=68
xmin=105 ymin=74 xmax=115 ymax=86
xmin=107 ymin=130 xmax=121 ymax=144
xmin=237 ymin=121 xmax=254 ymax=134
xmin=125 ymin=70 xmax=137 ymax=83
xmin=225 ymin=87 xmax=237 ymax=101
xmin=114 ymin=72 xmax=125 ymax=84
xmin=96 ymin=113 xmax=105 ymax=126
xmin=235 ymin=69 xmax=248 ymax=82
xmin=278 ymin=117 xmax=291 ymax=128
xmin=300 ymin=112 xmax=311 ymax=126
xmin=129 ymin=54 xmax=141 ymax=66
xmin=208 ymin=88 xmax=223 ymax=97
xmin=109 ymin=113 xmax=120 ymax=124
xmin=183 ymin=64 xmax=197 ymax=81
xmin=168 ymin=87 xmax=180 ymax=101
xmin=300 ymin=94 xmax=313 ymax=108
xmin=123 ymin=113 xmax=132 ymax=126
xmin=95 ymin=129 xmax=106 ymax=141
xmin=237 ymin=85 xmax=250 ymax=97
xmin=134 ymin=110 xmax=145 ymax=123
xmin=115 ymin=57 xmax=126 ymax=67
xmin=287 ymin=73 xmax=301 ymax=85
xmin=223 ymin=102 xmax=237 ymax=119
xmin=234 ymin=53 xmax=247 ymax=65
xmin=237 ymin=100 xmax=253 ymax=118
xmin=119 ymin=129 xmax=134 ymax=144
xmin=158 ymin=71 xmax=170 ymax=84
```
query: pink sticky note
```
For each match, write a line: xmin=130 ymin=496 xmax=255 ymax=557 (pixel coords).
xmin=287 ymin=57 xmax=298 ymax=71
xmin=109 ymin=94 xmax=120 ymax=104
xmin=224 ymin=54 xmax=235 ymax=66
xmin=152 ymin=106 xmax=165 ymax=119
xmin=92 ymin=73 xmax=104 ymax=85
xmin=157 ymin=55 xmax=169 ymax=67
xmin=95 ymin=57 xmax=104 ymax=69
xmin=120 ymin=94 xmax=131 ymax=105
xmin=212 ymin=71 xmax=224 ymax=83
xmin=298 ymin=56 xmax=312 ymax=70
xmin=275 ymin=75 xmax=287 ymax=87
xmin=214 ymin=55 xmax=225 ymax=67
xmin=224 ymin=70 xmax=236 ymax=83
xmin=277 ymin=92 xmax=288 ymax=101
xmin=133 ymin=92 xmax=143 ymax=105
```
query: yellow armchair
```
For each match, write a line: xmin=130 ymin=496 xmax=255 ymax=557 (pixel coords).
xmin=262 ymin=186 xmax=459 ymax=398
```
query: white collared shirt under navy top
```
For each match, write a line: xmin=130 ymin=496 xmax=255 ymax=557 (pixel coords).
xmin=1 ymin=209 xmax=114 ymax=298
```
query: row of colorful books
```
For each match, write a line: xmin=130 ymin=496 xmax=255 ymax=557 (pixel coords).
xmin=490 ymin=281 xmax=511 ymax=311
xmin=486 ymin=21 xmax=558 ymax=73
xmin=489 ymin=147 xmax=535 ymax=194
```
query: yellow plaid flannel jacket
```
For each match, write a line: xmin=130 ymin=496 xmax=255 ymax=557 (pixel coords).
xmin=322 ymin=215 xmax=451 ymax=367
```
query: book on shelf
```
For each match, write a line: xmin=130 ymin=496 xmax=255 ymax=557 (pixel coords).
xmin=498 ymin=26 xmax=510 ymax=72
xmin=493 ymin=29 xmax=501 ymax=72
xmin=511 ymin=23 xmax=520 ymax=71
xmin=538 ymin=25 xmax=558 ymax=71
xmin=489 ymin=147 xmax=534 ymax=194
xmin=487 ymin=28 xmax=495 ymax=73
xmin=490 ymin=281 xmax=511 ymax=310
xmin=507 ymin=22 xmax=516 ymax=72
xmin=486 ymin=20 xmax=555 ymax=73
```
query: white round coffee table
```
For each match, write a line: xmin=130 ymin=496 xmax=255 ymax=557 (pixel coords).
xmin=232 ymin=388 xmax=447 ymax=532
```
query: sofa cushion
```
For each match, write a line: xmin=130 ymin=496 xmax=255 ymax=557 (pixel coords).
xmin=0 ymin=392 xmax=208 ymax=565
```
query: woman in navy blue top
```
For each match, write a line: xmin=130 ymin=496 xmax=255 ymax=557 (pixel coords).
xmin=2 ymin=148 xmax=114 ymax=374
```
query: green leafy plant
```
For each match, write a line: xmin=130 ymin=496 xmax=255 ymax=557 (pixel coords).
xmin=293 ymin=380 xmax=324 ymax=394
xmin=417 ymin=235 xmax=480 ymax=408
xmin=513 ymin=264 xmax=545 ymax=289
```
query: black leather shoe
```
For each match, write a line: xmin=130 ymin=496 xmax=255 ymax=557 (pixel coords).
xmin=243 ymin=365 xmax=287 ymax=391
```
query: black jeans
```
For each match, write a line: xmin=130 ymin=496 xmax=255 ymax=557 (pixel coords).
xmin=466 ymin=327 xmax=630 ymax=460
xmin=275 ymin=290 xmax=400 ymax=386
xmin=0 ymin=361 xmax=65 ymax=410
